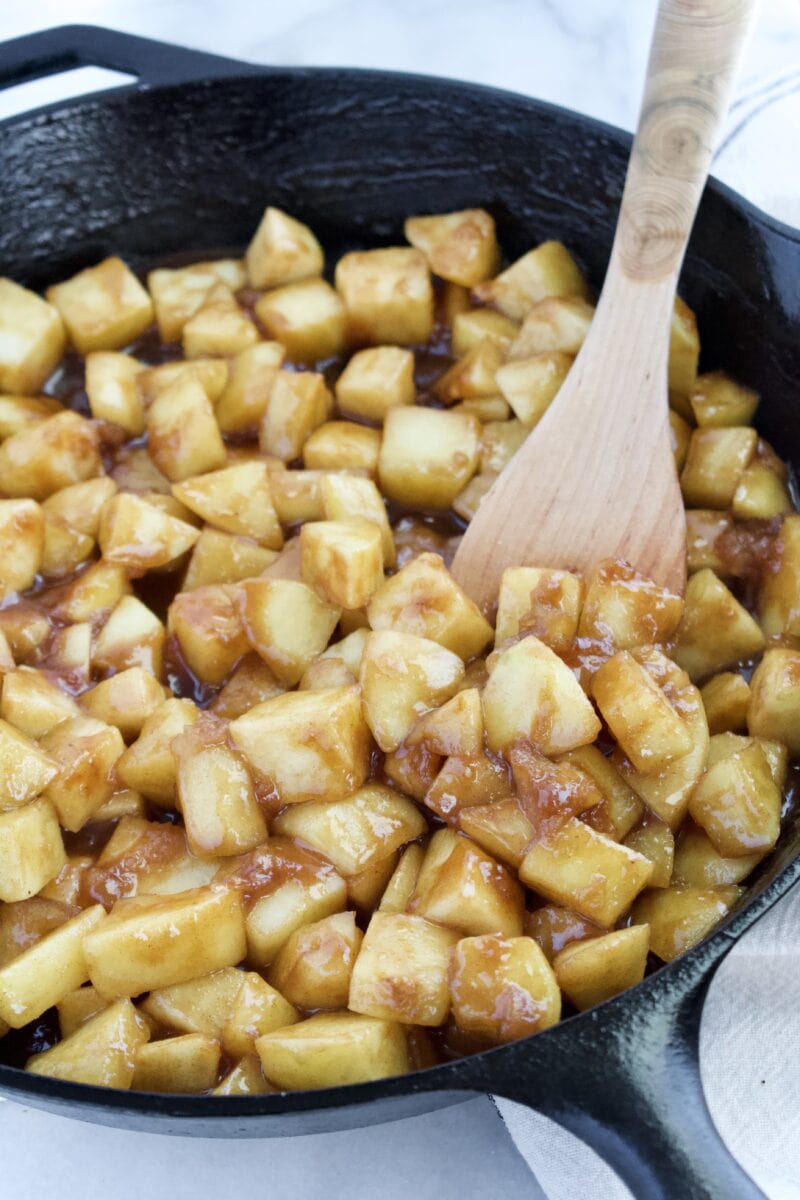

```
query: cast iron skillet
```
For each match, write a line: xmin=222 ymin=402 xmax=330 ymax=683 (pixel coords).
xmin=0 ymin=25 xmax=798 ymax=1200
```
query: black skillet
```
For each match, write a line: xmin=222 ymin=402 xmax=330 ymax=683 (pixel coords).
xmin=0 ymin=25 xmax=798 ymax=1200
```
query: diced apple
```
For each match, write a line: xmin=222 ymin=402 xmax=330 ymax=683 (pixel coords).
xmin=335 ymin=247 xmax=433 ymax=345
xmin=410 ymin=829 xmax=523 ymax=937
xmin=246 ymin=206 xmax=324 ymax=289
xmin=255 ymin=278 xmax=345 ymax=362
xmin=268 ymin=911 xmax=362 ymax=1009
xmin=379 ymin=407 xmax=480 ymax=508
xmin=47 ymin=256 xmax=153 ymax=353
xmin=449 ymin=933 xmax=560 ymax=1041
xmin=336 ymin=346 xmax=415 ymax=423
xmin=360 ymin=629 xmax=464 ymax=752
xmin=27 ymin=998 xmax=149 ymax=1087
xmin=553 ymin=924 xmax=650 ymax=1010
xmin=257 ymin=1011 xmax=409 ymax=1089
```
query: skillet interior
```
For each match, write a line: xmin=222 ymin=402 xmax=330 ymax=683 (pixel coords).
xmin=0 ymin=65 xmax=799 ymax=1136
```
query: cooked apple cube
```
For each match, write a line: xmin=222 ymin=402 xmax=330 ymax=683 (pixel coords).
xmin=174 ymin=724 xmax=267 ymax=859
xmin=255 ymin=278 xmax=345 ymax=362
xmin=173 ymin=461 xmax=283 ymax=550
xmin=132 ymin=1033 xmax=221 ymax=1093
xmin=239 ymin=577 xmax=340 ymax=686
xmin=424 ymin=745 xmax=511 ymax=824
xmin=578 ymin=559 xmax=684 ymax=652
xmin=147 ymin=376 xmax=226 ymax=483
xmin=689 ymin=738 xmax=780 ymax=858
xmin=379 ymin=406 xmax=480 ymax=508
xmin=680 ymin=426 xmax=757 ymax=508
xmin=0 ymin=278 xmax=66 ymax=393
xmin=0 ymin=717 xmax=59 ymax=811
xmin=623 ymin=816 xmax=675 ymax=887
xmin=407 ymin=688 xmax=483 ymax=758
xmin=453 ymin=396 xmax=510 ymax=422
xmin=27 ymin=998 xmax=149 ymax=1088
xmin=40 ymin=716 xmax=125 ymax=831
xmin=670 ymin=409 xmax=692 ymax=472
xmin=213 ymin=341 xmax=284 ymax=434
xmin=449 ymin=933 xmax=560 ymax=1042
xmin=184 ymin=529 xmax=277 ymax=590
xmin=457 ymin=797 xmax=533 ymax=868
xmin=510 ymin=742 xmax=603 ymax=827
xmin=137 ymin=358 xmax=230 ymax=409
xmin=747 ymin=648 xmax=800 ymax=754
xmin=593 ymin=650 xmax=693 ymax=774
xmin=335 ymin=247 xmax=433 ymax=345
xmin=700 ymin=672 xmax=750 ymax=735
xmin=1 ymin=667 xmax=79 ymax=738
xmin=181 ymin=281 xmax=258 ymax=358
xmin=473 ymin=240 xmax=588 ymax=319
xmin=93 ymin=789 xmax=146 ymax=822
xmin=229 ymin=685 xmax=370 ymax=805
xmin=347 ymin=850 xmax=402 ymax=911
xmin=213 ymin=1055 xmax=272 ymax=1096
xmin=320 ymin=474 xmax=395 ymax=567
xmin=335 ymin=346 xmax=415 ymax=423
xmin=675 ymin=569 xmax=765 ymax=682
xmin=0 ymin=904 xmax=105 ymax=1028
xmin=93 ymin=595 xmax=165 ymax=678
xmin=116 ymin=697 xmax=198 ymax=803
xmin=40 ymin=514 xmax=94 ymax=579
xmin=483 ymin=635 xmax=601 ymax=756
xmin=242 ymin=866 xmax=348 ymax=966
xmin=221 ymin=971 xmax=298 ymax=1058
xmin=367 ymin=552 xmax=491 ymax=660
xmin=554 ymin=924 xmax=649 ymax=1011
xmin=0 ymin=605 xmax=48 ymax=663
xmin=257 ymin=1010 xmax=409 ymax=1089
xmin=668 ymin=295 xmax=700 ymax=399
xmin=507 ymin=295 xmax=594 ymax=359
xmin=301 ymin=518 xmax=384 ymax=610
xmin=57 ymin=986 xmax=108 ymax=1037
xmin=404 ymin=208 xmax=499 ymax=286
xmin=141 ymin=966 xmax=245 ymax=1039
xmin=360 ymin=629 xmax=464 ymax=752
xmin=246 ymin=206 xmax=324 ymax=289
xmin=672 ymin=822 xmax=764 ymax=887
xmin=260 ymin=370 xmax=333 ymax=461
xmin=211 ymin=654 xmax=285 ymax=720
xmin=347 ymin=911 xmax=458 ymax=1026
xmin=84 ymin=351 xmax=145 ymax=435
xmin=479 ymin=418 xmax=530 ymax=473
xmin=632 ymin=883 xmax=741 ymax=962
xmin=383 ymin=742 xmax=442 ymax=803
xmin=273 ymin=784 xmax=426 ymax=876
xmin=0 ymin=393 xmax=64 ymax=440
xmin=99 ymin=492 xmax=200 ymax=572
xmin=434 ymin=340 xmax=504 ymax=403
xmin=147 ymin=258 xmax=245 ymax=341
xmin=85 ymin=886 xmax=246 ymax=998
xmin=410 ymin=829 xmax=523 ymax=937
xmin=495 ymin=566 xmax=584 ymax=651
xmin=732 ymin=457 xmax=793 ymax=519
xmin=519 ymin=817 xmax=653 ymax=927
xmin=689 ymin=371 xmax=758 ymax=427
xmin=495 ymin=351 xmax=573 ymax=427
xmin=378 ymin=843 xmax=425 ymax=915
xmin=0 ymin=499 xmax=44 ymax=599
xmin=760 ymin=513 xmax=800 ymax=637
xmin=80 ymin=669 xmax=165 ymax=742
xmin=0 ymin=411 xmax=101 ymax=501
xmin=168 ymin=584 xmax=249 ymax=685
xmin=524 ymin=905 xmax=603 ymax=962
xmin=0 ymin=798 xmax=65 ymax=902
xmin=451 ymin=308 xmax=520 ymax=356
xmin=268 ymin=911 xmax=362 ymax=1010
xmin=47 ymin=256 xmax=153 ymax=353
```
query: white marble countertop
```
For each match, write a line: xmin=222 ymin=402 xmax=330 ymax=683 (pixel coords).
xmin=0 ymin=3 xmax=799 ymax=1199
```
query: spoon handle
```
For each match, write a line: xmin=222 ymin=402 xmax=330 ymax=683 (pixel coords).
xmin=616 ymin=0 xmax=759 ymax=286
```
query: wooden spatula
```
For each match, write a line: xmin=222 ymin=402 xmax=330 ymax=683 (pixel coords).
xmin=451 ymin=0 xmax=758 ymax=610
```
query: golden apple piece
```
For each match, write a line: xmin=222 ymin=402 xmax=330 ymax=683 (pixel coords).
xmin=405 ymin=208 xmax=499 ymax=286
xmin=367 ymin=551 xmax=491 ymax=660
xmin=689 ymin=370 xmax=758 ymax=428
xmin=410 ymin=829 xmax=524 ymax=937
xmin=360 ymin=629 xmax=465 ymax=752
xmin=0 ymin=718 xmax=58 ymax=811
xmin=406 ymin=687 xmax=483 ymax=758
xmin=148 ymin=258 xmax=246 ymax=342
xmin=221 ymin=972 xmax=298 ymax=1058
xmin=675 ymin=569 xmax=765 ymax=680
xmin=593 ymin=650 xmax=693 ymax=775
xmin=246 ymin=205 xmax=324 ymax=289
xmin=349 ymin=911 xmax=458 ymax=1026
xmin=747 ymin=648 xmax=800 ymax=754
xmin=300 ymin=518 xmax=384 ymax=610
xmin=168 ymin=584 xmax=250 ymax=685
xmin=495 ymin=351 xmax=573 ymax=427
xmin=84 ymin=887 xmax=246 ymax=998
xmin=507 ymin=295 xmax=594 ymax=359
xmin=210 ymin=654 xmax=285 ymax=720
xmin=424 ymin=746 xmax=511 ymax=824
xmin=40 ymin=514 xmax=94 ymax=579
xmin=457 ymin=797 xmax=533 ymax=869
xmin=268 ymin=911 xmax=362 ymax=1010
xmin=273 ymin=783 xmax=426 ymax=876
xmin=260 ymin=370 xmax=333 ymax=462
xmin=524 ymin=905 xmax=604 ymax=962
xmin=80 ymin=668 xmax=166 ymax=742
xmin=0 ymin=411 xmax=101 ymax=501
xmin=0 ymin=393 xmax=64 ymax=439
xmin=215 ymin=341 xmax=285 ymax=434
xmin=303 ymin=420 xmax=381 ymax=477
xmin=47 ymin=256 xmax=153 ymax=353
xmin=229 ymin=685 xmax=370 ymax=805
xmin=0 ymin=499 xmax=44 ymax=599
xmin=519 ymin=817 xmax=654 ymax=927
xmin=27 ymin=998 xmax=149 ymax=1088
xmin=93 ymin=595 xmax=166 ymax=678
xmin=335 ymin=246 xmax=433 ymax=345
xmin=116 ymin=697 xmax=199 ymax=803
xmin=132 ymin=1033 xmax=221 ymax=1094
xmin=559 ymin=745 xmax=644 ymax=841
xmin=84 ymin=351 xmax=145 ymax=435
xmin=473 ymin=240 xmax=588 ymax=319
xmin=40 ymin=716 xmax=125 ymax=832
xmin=578 ymin=559 xmax=684 ymax=652
xmin=0 ymin=277 xmax=66 ymax=393
xmin=623 ymin=816 xmax=675 ymax=887
xmin=173 ymin=461 xmax=283 ymax=550
xmin=688 ymin=738 xmax=780 ymax=858
xmin=495 ymin=566 xmax=584 ymax=652
xmin=479 ymin=418 xmax=529 ymax=473
xmin=680 ymin=426 xmax=757 ymax=509
xmin=0 ymin=905 xmax=105 ymax=1027
xmin=182 ymin=280 xmax=259 ymax=358
xmin=184 ymin=528 xmax=279 ymax=590
xmin=553 ymin=924 xmax=650 ymax=1010
xmin=146 ymin=375 xmax=227 ymax=483
xmin=434 ymin=340 xmax=504 ymax=403
xmin=257 ymin=1011 xmax=409 ymax=1089
xmin=669 ymin=296 xmax=700 ymax=399
xmin=320 ymin=473 xmax=396 ymax=567
xmin=632 ymin=884 xmax=742 ymax=962
xmin=93 ymin=789 xmax=146 ymax=822
xmin=255 ymin=277 xmax=346 ymax=363
xmin=243 ymin=869 xmax=347 ymax=967
xmin=378 ymin=843 xmax=426 ymax=914
xmin=137 ymin=357 xmax=230 ymax=408
xmin=239 ymin=577 xmax=340 ymax=685
xmin=335 ymin=345 xmax=415 ymax=423
xmin=213 ymin=1055 xmax=273 ymax=1096
xmin=759 ymin=513 xmax=800 ymax=637
xmin=379 ymin=407 xmax=480 ymax=508
xmin=451 ymin=308 xmax=520 ymax=357
xmin=0 ymin=895 xmax=77 ymax=967
xmin=1 ymin=667 xmax=79 ymax=739
xmin=57 ymin=985 xmax=108 ymax=1037
xmin=449 ymin=933 xmax=561 ymax=1041
xmin=672 ymin=821 xmax=765 ymax=887
xmin=700 ymin=671 xmax=750 ymax=735
xmin=174 ymin=721 xmax=267 ymax=859
xmin=142 ymin=966 xmax=246 ymax=1039
xmin=99 ymin=491 xmax=200 ymax=572
xmin=482 ymin=635 xmax=601 ymax=756
xmin=347 ymin=850 xmax=401 ymax=911
xmin=52 ymin=560 xmax=131 ymax=625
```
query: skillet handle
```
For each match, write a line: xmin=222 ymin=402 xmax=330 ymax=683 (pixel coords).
xmin=485 ymin=949 xmax=765 ymax=1200
xmin=0 ymin=24 xmax=257 ymax=94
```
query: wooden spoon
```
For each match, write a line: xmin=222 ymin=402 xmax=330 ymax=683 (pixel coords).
xmin=451 ymin=0 xmax=758 ymax=609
